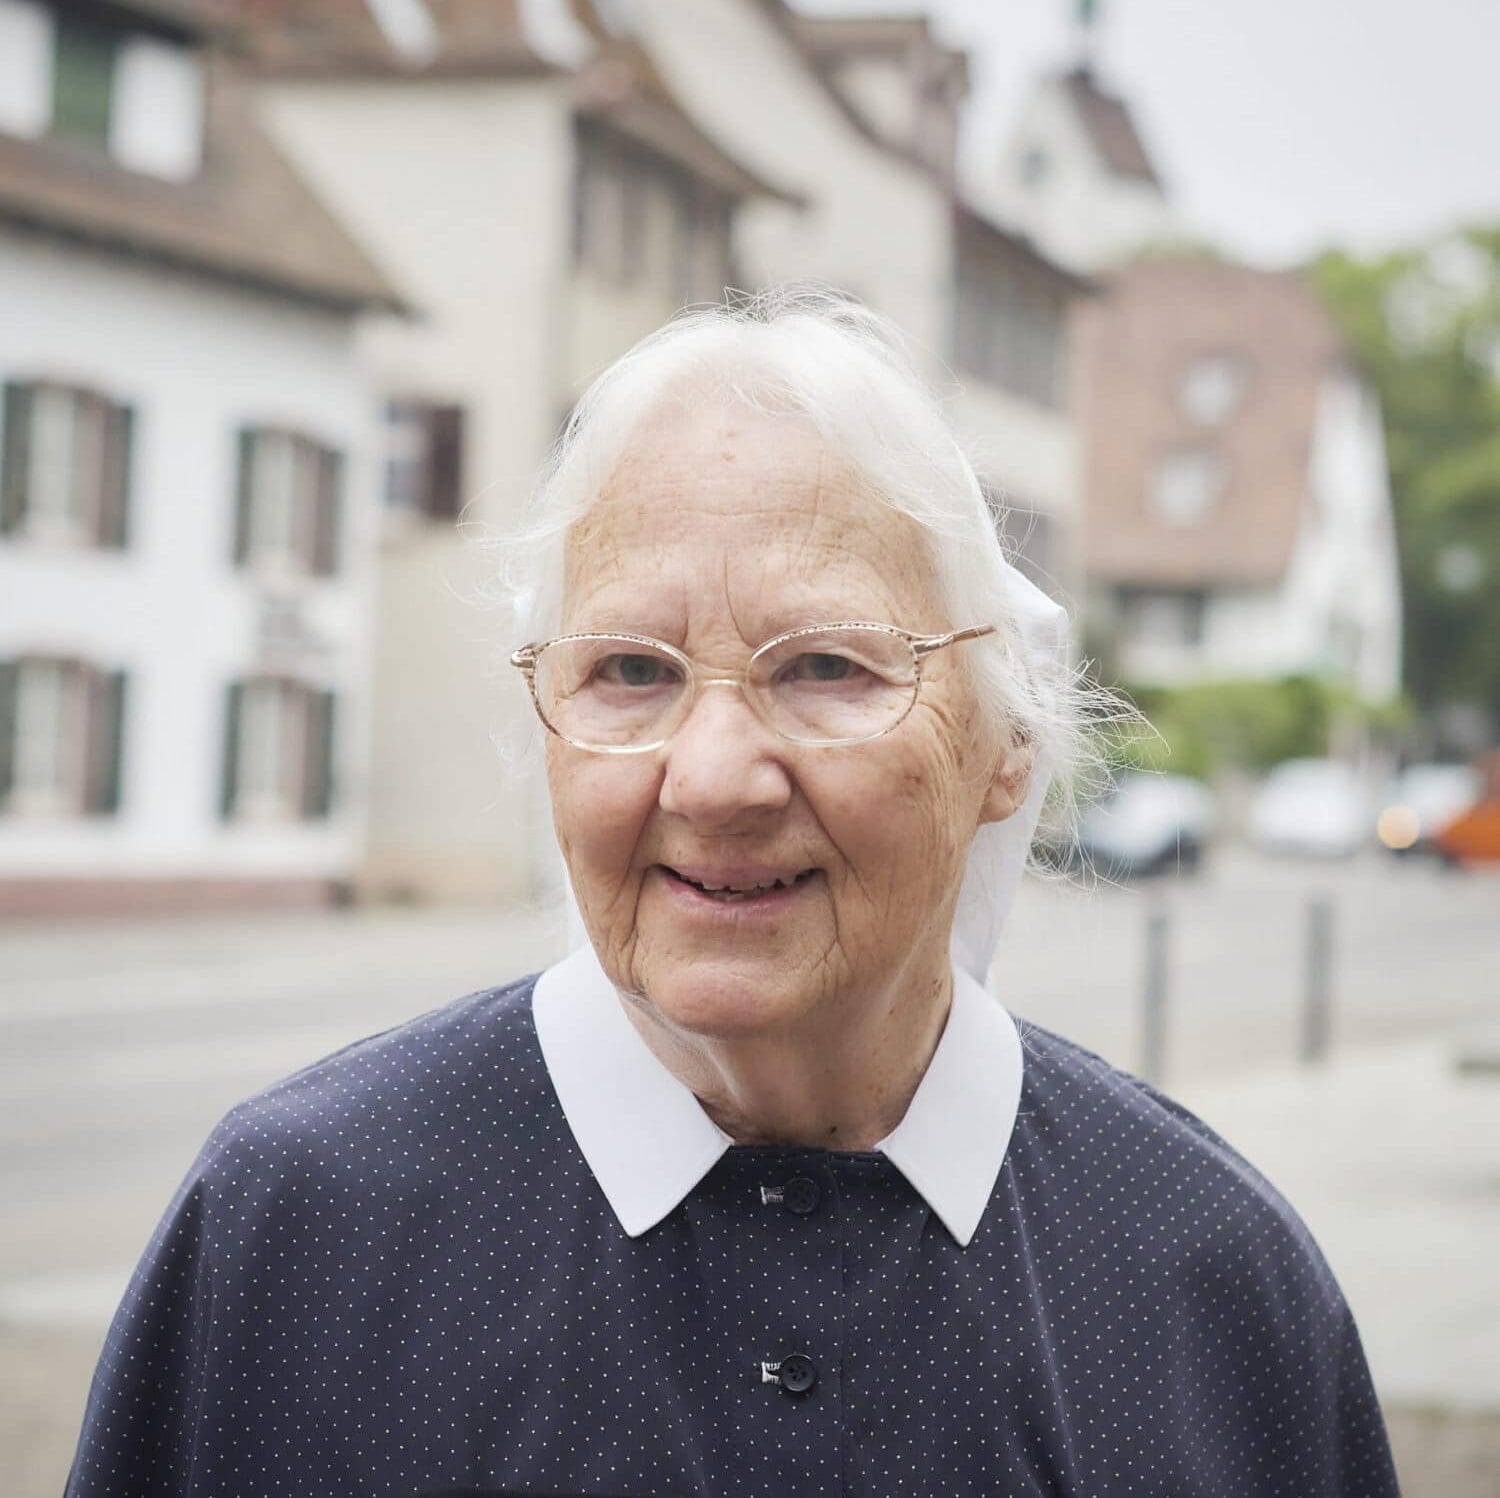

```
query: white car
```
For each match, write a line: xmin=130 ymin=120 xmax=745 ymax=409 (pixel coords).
xmin=1075 ymin=771 xmax=1218 ymax=877
xmin=1248 ymin=759 xmax=1371 ymax=858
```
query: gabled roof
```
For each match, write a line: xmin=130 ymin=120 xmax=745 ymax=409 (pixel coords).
xmin=1059 ymin=66 xmax=1160 ymax=187
xmin=246 ymin=0 xmax=793 ymax=202
xmin=788 ymin=11 xmax=969 ymax=94
xmin=571 ymin=43 xmax=802 ymax=205
xmin=1077 ymin=259 xmax=1347 ymax=588
xmin=954 ymin=202 xmax=1095 ymax=298
xmin=0 ymin=52 xmax=403 ymax=312
xmin=242 ymin=0 xmax=555 ymax=79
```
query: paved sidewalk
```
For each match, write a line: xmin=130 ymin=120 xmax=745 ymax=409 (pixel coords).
xmin=1176 ymin=1033 xmax=1500 ymax=1417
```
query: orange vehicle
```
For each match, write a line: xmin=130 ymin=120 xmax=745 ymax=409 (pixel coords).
xmin=1432 ymin=751 xmax=1500 ymax=864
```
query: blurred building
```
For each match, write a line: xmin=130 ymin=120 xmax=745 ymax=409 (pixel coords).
xmin=990 ymin=48 xmax=1401 ymax=701
xmin=244 ymin=0 xmax=793 ymax=901
xmin=1075 ymin=256 xmax=1401 ymax=698
xmin=985 ymin=62 xmax=1175 ymax=275
xmin=0 ymin=0 xmax=399 ymax=916
xmin=621 ymin=0 xmax=1088 ymax=602
xmin=244 ymin=0 xmax=1091 ymax=903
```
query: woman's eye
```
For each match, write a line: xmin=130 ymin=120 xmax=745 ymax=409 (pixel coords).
xmin=598 ymin=653 xmax=676 ymax=688
xmin=788 ymin=652 xmax=862 ymax=683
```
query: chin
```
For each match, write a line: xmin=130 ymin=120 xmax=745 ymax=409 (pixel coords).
xmin=636 ymin=960 xmax=811 ymax=1043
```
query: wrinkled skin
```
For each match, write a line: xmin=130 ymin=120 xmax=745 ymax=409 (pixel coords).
xmin=546 ymin=399 xmax=1030 ymax=1147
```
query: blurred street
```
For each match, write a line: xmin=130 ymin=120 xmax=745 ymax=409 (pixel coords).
xmin=3 ymin=847 xmax=1498 ymax=1496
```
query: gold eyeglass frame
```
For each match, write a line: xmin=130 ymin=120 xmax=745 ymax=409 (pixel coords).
xmin=509 ymin=621 xmax=996 ymax=754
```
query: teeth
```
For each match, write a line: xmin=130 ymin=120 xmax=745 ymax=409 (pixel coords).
xmin=677 ymin=872 xmax=805 ymax=896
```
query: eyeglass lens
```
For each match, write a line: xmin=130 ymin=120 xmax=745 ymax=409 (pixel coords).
xmin=533 ymin=628 xmax=920 ymax=748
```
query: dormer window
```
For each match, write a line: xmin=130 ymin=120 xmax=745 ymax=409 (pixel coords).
xmin=1180 ymin=354 xmax=1247 ymax=427
xmin=0 ymin=1 xmax=204 ymax=179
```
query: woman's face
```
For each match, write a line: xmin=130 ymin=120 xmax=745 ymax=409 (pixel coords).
xmin=547 ymin=400 xmax=1026 ymax=1045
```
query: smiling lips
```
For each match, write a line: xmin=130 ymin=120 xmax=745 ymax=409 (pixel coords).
xmin=660 ymin=865 xmax=820 ymax=904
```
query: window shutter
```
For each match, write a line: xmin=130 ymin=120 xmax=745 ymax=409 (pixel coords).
xmin=98 ymin=401 xmax=133 ymax=548
xmin=301 ymin=688 xmax=336 ymax=818
xmin=220 ymin=680 xmax=243 ymax=819
xmin=424 ymin=405 xmax=464 ymax=520
xmin=1 ymin=383 xmax=32 ymax=536
xmin=233 ymin=429 xmax=255 ymax=565
xmin=84 ymin=668 xmax=127 ymax=814
xmin=312 ymin=446 xmax=343 ymax=575
xmin=0 ymin=659 xmax=18 ymax=805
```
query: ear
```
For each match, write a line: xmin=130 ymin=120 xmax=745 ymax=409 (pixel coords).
xmin=979 ymin=734 xmax=1036 ymax=825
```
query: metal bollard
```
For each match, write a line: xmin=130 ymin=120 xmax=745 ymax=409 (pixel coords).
xmin=1141 ymin=900 xmax=1169 ymax=1085
xmin=1301 ymin=895 xmax=1334 ymax=1064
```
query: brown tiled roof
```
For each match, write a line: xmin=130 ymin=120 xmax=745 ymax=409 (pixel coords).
xmin=955 ymin=203 xmax=1095 ymax=298
xmin=1076 ymin=259 xmax=1346 ymax=587
xmin=0 ymin=53 xmax=403 ymax=312
xmin=100 ymin=0 xmax=239 ymax=39
xmin=242 ymin=0 xmax=554 ymax=77
xmin=789 ymin=12 xmax=970 ymax=93
xmin=1060 ymin=66 xmax=1160 ymax=187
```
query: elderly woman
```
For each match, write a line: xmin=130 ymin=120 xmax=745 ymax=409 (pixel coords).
xmin=69 ymin=291 xmax=1397 ymax=1497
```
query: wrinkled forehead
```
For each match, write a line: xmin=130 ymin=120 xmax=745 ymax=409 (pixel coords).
xmin=561 ymin=399 xmax=945 ymax=634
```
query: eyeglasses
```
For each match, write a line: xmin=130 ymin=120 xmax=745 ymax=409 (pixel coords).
xmin=510 ymin=621 xmax=996 ymax=754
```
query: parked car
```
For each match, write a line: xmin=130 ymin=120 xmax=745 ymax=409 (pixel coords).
xmin=1430 ymin=751 xmax=1500 ymax=866
xmin=1375 ymin=762 xmax=1484 ymax=855
xmin=1071 ymin=771 xmax=1218 ymax=879
xmin=1248 ymin=758 xmax=1370 ymax=858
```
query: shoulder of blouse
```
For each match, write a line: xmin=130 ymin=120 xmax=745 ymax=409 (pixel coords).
xmin=186 ymin=972 xmax=550 ymax=1200
xmin=1009 ymin=1021 xmax=1346 ymax=1304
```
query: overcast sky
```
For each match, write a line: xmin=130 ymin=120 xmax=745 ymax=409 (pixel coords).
xmin=796 ymin=0 xmax=1500 ymax=268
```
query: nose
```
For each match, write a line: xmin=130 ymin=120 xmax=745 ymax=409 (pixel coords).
xmin=658 ymin=681 xmax=793 ymax=825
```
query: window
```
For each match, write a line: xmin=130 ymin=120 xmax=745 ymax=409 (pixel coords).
xmin=52 ymin=9 xmax=119 ymax=148
xmin=1 ymin=381 xmax=132 ymax=546
xmin=1120 ymin=589 xmax=1205 ymax=650
xmin=574 ymin=124 xmax=648 ymax=286
xmin=0 ymin=657 xmax=127 ymax=818
xmin=1179 ymin=355 xmax=1246 ymax=427
xmin=1020 ymin=144 xmax=1049 ymax=189
xmin=220 ymin=677 xmax=336 ymax=823
xmin=1150 ymin=448 xmax=1224 ymax=526
xmin=671 ymin=183 xmax=734 ymax=308
xmin=384 ymin=399 xmax=464 ymax=520
xmin=954 ymin=263 xmax=1066 ymax=408
xmin=574 ymin=120 xmax=733 ymax=306
xmin=233 ymin=427 xmax=343 ymax=575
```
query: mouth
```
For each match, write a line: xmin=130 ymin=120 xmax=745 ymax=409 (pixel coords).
xmin=657 ymin=864 xmax=821 ymax=907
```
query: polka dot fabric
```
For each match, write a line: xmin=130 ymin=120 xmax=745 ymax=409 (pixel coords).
xmin=67 ymin=977 xmax=1399 ymax=1496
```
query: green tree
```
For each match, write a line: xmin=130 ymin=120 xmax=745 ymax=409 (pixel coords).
xmin=1310 ymin=228 xmax=1500 ymax=730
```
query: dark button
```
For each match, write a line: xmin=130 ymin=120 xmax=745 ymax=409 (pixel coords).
xmin=778 ymin=1353 xmax=817 ymax=1395
xmin=783 ymin=1175 xmax=821 ymax=1216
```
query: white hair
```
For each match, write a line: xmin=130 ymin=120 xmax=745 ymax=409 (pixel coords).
xmin=485 ymin=284 xmax=1120 ymax=844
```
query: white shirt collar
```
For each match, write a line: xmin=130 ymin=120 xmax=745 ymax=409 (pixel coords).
xmin=532 ymin=944 xmax=1025 ymax=1247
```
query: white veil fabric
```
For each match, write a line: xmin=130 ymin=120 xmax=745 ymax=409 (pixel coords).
xmin=557 ymin=558 xmax=1069 ymax=989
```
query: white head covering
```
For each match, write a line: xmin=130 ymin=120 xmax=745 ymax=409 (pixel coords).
xmin=556 ymin=558 xmax=1068 ymax=988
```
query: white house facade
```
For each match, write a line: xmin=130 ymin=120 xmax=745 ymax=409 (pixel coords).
xmin=0 ymin=0 xmax=397 ymax=916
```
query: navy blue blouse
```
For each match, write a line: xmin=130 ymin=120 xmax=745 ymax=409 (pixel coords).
xmin=67 ymin=975 xmax=1398 ymax=1496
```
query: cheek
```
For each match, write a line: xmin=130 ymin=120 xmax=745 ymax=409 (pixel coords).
xmin=546 ymin=750 xmax=659 ymax=892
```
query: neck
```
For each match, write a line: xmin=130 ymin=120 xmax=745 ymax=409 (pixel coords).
xmin=621 ymin=956 xmax=954 ymax=1152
